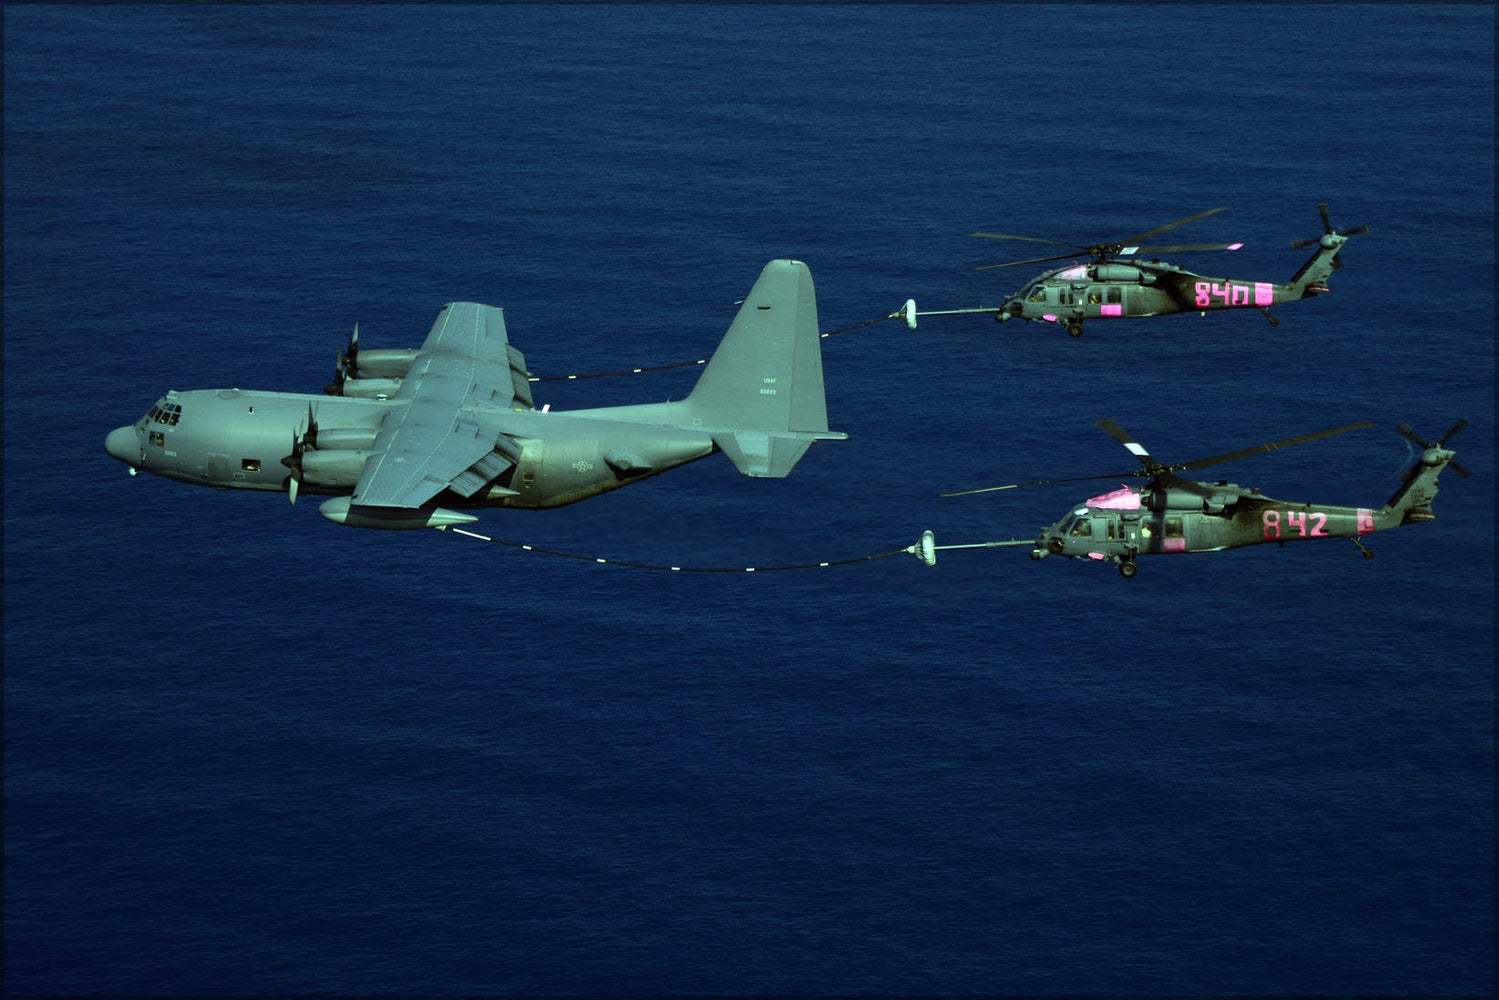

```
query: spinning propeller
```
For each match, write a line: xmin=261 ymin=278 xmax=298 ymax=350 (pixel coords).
xmin=324 ymin=323 xmax=359 ymax=395
xmin=941 ymin=420 xmax=1376 ymax=498
xmin=1290 ymin=202 xmax=1368 ymax=269
xmin=970 ymin=207 xmax=1245 ymax=270
xmin=279 ymin=403 xmax=320 ymax=505
xmin=1396 ymin=420 xmax=1470 ymax=478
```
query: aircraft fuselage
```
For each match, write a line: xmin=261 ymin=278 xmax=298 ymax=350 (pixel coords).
xmin=105 ymin=388 xmax=717 ymax=510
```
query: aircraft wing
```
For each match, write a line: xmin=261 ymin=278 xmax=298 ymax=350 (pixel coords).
xmin=350 ymin=302 xmax=527 ymax=510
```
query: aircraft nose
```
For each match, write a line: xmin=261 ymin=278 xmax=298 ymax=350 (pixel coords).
xmin=105 ymin=425 xmax=140 ymax=466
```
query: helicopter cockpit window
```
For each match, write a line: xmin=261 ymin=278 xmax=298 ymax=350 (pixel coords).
xmin=1027 ymin=285 xmax=1047 ymax=303
xmin=1087 ymin=288 xmax=1102 ymax=305
xmin=1069 ymin=517 xmax=1092 ymax=538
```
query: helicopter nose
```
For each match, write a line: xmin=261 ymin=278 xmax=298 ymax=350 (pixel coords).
xmin=105 ymin=425 xmax=141 ymax=467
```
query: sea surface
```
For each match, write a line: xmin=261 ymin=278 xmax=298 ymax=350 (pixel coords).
xmin=4 ymin=5 xmax=1494 ymax=996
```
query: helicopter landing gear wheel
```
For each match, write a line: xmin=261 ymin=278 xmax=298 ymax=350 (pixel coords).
xmin=1117 ymin=559 xmax=1138 ymax=578
xmin=1067 ymin=320 xmax=1083 ymax=337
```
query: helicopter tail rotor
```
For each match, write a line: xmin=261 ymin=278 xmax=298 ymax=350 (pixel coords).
xmin=1383 ymin=420 xmax=1468 ymax=523
xmin=1396 ymin=420 xmax=1470 ymax=478
xmin=1290 ymin=202 xmax=1368 ymax=268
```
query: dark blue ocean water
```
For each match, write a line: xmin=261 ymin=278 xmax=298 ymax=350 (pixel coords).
xmin=5 ymin=5 xmax=1494 ymax=995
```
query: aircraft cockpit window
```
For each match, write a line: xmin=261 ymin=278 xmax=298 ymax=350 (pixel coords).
xmin=147 ymin=402 xmax=182 ymax=426
xmin=1087 ymin=288 xmax=1102 ymax=305
xmin=1069 ymin=517 xmax=1092 ymax=537
xmin=1027 ymin=285 xmax=1047 ymax=303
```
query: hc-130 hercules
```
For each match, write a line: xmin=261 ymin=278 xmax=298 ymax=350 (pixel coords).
xmin=910 ymin=420 xmax=1467 ymax=577
xmin=900 ymin=204 xmax=1366 ymax=337
xmin=104 ymin=260 xmax=846 ymax=530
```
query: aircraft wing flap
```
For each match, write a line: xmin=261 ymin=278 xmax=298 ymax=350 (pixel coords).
xmin=350 ymin=302 xmax=524 ymax=509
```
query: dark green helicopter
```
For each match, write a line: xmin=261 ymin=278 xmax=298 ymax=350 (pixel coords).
xmin=909 ymin=420 xmax=1467 ymax=578
xmin=900 ymin=204 xmax=1366 ymax=337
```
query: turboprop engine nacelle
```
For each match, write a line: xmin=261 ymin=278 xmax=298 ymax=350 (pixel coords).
xmin=340 ymin=377 xmax=403 ymax=399
xmin=312 ymin=427 xmax=379 ymax=451
xmin=352 ymin=348 xmax=421 ymax=379
xmin=300 ymin=449 xmax=373 ymax=488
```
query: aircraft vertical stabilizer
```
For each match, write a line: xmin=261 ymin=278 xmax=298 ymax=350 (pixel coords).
xmin=686 ymin=259 xmax=846 ymax=477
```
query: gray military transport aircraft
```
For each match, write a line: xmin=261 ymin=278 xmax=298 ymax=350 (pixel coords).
xmin=105 ymin=259 xmax=846 ymax=530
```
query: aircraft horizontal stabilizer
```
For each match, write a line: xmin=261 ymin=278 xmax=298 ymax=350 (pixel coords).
xmin=717 ymin=429 xmax=848 ymax=478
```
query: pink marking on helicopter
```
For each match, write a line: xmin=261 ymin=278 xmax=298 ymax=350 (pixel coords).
xmin=1164 ymin=538 xmax=1187 ymax=553
xmin=1227 ymin=243 xmax=1245 ymax=251
xmin=1255 ymin=282 xmax=1274 ymax=306
xmin=1056 ymin=265 xmax=1089 ymax=281
xmin=1101 ymin=304 xmax=1123 ymax=316
xmin=1357 ymin=508 xmax=1375 ymax=534
xmin=1086 ymin=486 xmax=1141 ymax=509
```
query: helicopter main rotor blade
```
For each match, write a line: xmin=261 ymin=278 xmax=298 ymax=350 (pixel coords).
xmin=1155 ymin=471 xmax=1223 ymax=498
xmin=1118 ymin=207 xmax=1227 ymax=248
xmin=969 ymin=231 xmax=1088 ymax=250
xmin=1096 ymin=419 xmax=1154 ymax=468
xmin=1175 ymin=421 xmax=1375 ymax=473
xmin=940 ymin=471 xmax=1141 ymax=498
xmin=1131 ymin=241 xmax=1244 ymax=255
xmin=973 ymin=251 xmax=1088 ymax=271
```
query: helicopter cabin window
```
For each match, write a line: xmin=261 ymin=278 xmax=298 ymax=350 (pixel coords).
xmin=1069 ymin=517 xmax=1092 ymax=538
xmin=1087 ymin=288 xmax=1102 ymax=305
xmin=1164 ymin=516 xmax=1184 ymax=538
xmin=241 ymin=459 xmax=261 ymax=472
xmin=1105 ymin=518 xmax=1124 ymax=540
xmin=1107 ymin=287 xmax=1122 ymax=305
